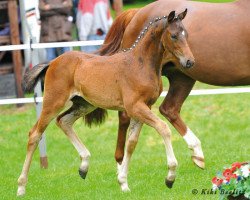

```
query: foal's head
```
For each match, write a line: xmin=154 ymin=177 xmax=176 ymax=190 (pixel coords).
xmin=162 ymin=9 xmax=195 ymax=69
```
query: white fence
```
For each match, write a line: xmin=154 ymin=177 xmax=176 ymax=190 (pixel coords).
xmin=1 ymin=87 xmax=250 ymax=105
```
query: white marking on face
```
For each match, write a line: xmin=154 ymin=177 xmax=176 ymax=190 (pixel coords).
xmin=181 ymin=30 xmax=185 ymax=36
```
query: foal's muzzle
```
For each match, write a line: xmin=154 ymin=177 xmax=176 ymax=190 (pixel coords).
xmin=185 ymin=59 xmax=195 ymax=68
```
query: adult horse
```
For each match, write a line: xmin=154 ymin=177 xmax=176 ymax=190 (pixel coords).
xmin=94 ymin=0 xmax=250 ymax=170
xmin=17 ymin=10 xmax=193 ymax=196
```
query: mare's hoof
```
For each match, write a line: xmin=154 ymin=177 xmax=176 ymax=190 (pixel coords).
xmin=192 ymin=156 xmax=205 ymax=169
xmin=165 ymin=179 xmax=175 ymax=188
xmin=79 ymin=169 xmax=88 ymax=179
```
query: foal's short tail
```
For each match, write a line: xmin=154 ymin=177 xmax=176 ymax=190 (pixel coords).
xmin=84 ymin=9 xmax=139 ymax=127
xmin=97 ymin=8 xmax=139 ymax=56
xmin=22 ymin=63 xmax=49 ymax=93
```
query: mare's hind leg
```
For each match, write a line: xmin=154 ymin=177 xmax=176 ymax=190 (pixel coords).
xmin=56 ymin=96 xmax=96 ymax=179
xmin=159 ymin=71 xmax=205 ymax=169
xmin=17 ymin=93 xmax=68 ymax=196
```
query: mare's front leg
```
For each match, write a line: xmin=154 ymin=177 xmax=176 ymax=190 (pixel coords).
xmin=118 ymin=103 xmax=178 ymax=191
xmin=159 ymin=71 xmax=205 ymax=169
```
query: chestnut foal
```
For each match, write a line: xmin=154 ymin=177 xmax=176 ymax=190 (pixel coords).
xmin=17 ymin=10 xmax=194 ymax=196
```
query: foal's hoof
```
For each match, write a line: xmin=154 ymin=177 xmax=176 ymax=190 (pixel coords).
xmin=165 ymin=179 xmax=175 ymax=188
xmin=192 ymin=156 xmax=205 ymax=169
xmin=79 ymin=169 xmax=88 ymax=179
xmin=17 ymin=186 xmax=25 ymax=196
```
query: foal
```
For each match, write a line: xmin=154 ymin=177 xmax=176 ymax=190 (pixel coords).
xmin=17 ymin=10 xmax=194 ymax=195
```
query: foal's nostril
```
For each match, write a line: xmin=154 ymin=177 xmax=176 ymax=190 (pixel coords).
xmin=186 ymin=60 xmax=194 ymax=68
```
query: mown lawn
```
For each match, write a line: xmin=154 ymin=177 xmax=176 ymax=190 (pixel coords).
xmin=1 ymin=91 xmax=249 ymax=200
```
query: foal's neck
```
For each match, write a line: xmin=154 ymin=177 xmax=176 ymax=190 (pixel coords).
xmin=132 ymin=20 xmax=166 ymax=76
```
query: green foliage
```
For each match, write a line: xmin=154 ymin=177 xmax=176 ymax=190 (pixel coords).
xmin=212 ymin=163 xmax=250 ymax=200
xmin=244 ymin=178 xmax=250 ymax=199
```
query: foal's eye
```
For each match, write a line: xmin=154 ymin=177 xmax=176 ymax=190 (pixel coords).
xmin=171 ymin=34 xmax=178 ymax=40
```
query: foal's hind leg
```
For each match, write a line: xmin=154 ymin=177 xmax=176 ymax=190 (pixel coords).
xmin=159 ymin=72 xmax=204 ymax=169
xmin=17 ymin=95 xmax=67 ymax=196
xmin=56 ymin=96 xmax=96 ymax=179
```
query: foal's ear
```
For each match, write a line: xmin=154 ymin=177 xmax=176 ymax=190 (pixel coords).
xmin=178 ymin=8 xmax=188 ymax=20
xmin=168 ymin=11 xmax=176 ymax=23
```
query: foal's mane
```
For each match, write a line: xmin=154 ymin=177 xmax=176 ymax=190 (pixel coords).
xmin=122 ymin=15 xmax=169 ymax=52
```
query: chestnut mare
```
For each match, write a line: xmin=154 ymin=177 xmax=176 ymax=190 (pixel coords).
xmin=17 ymin=10 xmax=194 ymax=196
xmin=93 ymin=0 xmax=250 ymax=171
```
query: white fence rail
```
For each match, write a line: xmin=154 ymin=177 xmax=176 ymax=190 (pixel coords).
xmin=1 ymin=88 xmax=250 ymax=105
xmin=0 ymin=40 xmax=104 ymax=51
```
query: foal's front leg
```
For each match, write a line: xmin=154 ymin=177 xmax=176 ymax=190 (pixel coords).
xmin=125 ymin=103 xmax=178 ymax=188
xmin=117 ymin=119 xmax=143 ymax=192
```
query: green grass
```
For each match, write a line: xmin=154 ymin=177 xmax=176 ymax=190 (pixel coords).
xmin=0 ymin=91 xmax=249 ymax=200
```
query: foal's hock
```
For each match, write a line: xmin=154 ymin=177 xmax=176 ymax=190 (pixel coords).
xmin=17 ymin=10 xmax=194 ymax=196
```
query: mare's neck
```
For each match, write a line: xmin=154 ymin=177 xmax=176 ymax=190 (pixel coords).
xmin=133 ymin=23 xmax=165 ymax=76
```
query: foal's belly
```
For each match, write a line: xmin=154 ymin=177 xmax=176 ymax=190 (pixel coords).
xmin=74 ymin=66 xmax=125 ymax=110
xmin=79 ymin=91 xmax=125 ymax=111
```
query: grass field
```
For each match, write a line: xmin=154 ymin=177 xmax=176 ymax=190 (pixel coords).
xmin=1 ymin=92 xmax=249 ymax=200
xmin=1 ymin=0 xmax=249 ymax=199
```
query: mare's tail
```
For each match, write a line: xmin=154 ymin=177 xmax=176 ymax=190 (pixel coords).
xmin=84 ymin=9 xmax=139 ymax=127
xmin=22 ymin=63 xmax=49 ymax=93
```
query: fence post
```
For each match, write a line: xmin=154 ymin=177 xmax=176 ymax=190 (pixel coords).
xmin=8 ymin=0 xmax=24 ymax=100
xmin=31 ymin=37 xmax=48 ymax=169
